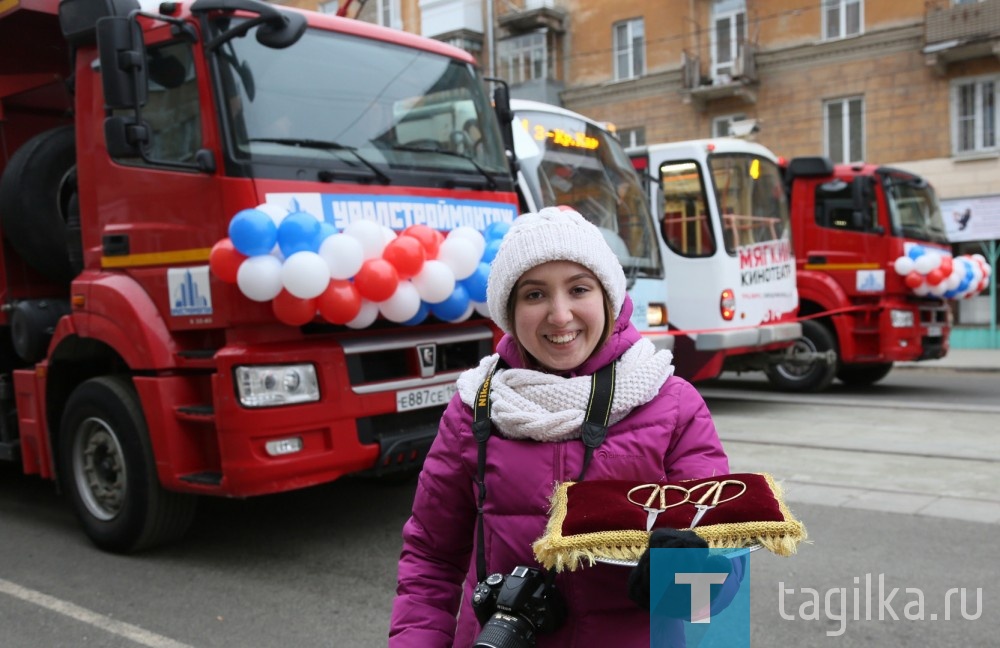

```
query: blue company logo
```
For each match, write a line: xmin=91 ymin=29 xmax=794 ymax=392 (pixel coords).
xmin=169 ymin=267 xmax=212 ymax=317
xmin=650 ymin=548 xmax=751 ymax=647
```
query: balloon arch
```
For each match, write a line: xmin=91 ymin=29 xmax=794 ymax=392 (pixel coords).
xmin=209 ymin=204 xmax=510 ymax=328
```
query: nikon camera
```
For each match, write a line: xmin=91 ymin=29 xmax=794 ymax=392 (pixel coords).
xmin=471 ymin=566 xmax=567 ymax=648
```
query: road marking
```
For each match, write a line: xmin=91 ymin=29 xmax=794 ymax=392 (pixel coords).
xmin=0 ymin=577 xmax=196 ymax=648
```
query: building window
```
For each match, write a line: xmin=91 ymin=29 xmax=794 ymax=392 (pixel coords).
xmin=712 ymin=0 xmax=746 ymax=79
xmin=617 ymin=127 xmax=645 ymax=148
xmin=823 ymin=0 xmax=862 ymax=40
xmin=613 ymin=18 xmax=645 ymax=81
xmin=498 ymin=32 xmax=550 ymax=85
xmin=952 ymin=76 xmax=997 ymax=155
xmin=713 ymin=113 xmax=747 ymax=137
xmin=824 ymin=96 xmax=864 ymax=163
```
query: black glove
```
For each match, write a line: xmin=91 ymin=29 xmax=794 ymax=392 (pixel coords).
xmin=627 ymin=528 xmax=732 ymax=615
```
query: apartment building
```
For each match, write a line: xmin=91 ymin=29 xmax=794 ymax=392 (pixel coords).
xmin=313 ymin=0 xmax=998 ymax=344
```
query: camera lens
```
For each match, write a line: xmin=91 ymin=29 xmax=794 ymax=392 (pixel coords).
xmin=472 ymin=612 xmax=537 ymax=648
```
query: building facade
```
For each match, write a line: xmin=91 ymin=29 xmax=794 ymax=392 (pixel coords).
xmin=310 ymin=0 xmax=999 ymax=346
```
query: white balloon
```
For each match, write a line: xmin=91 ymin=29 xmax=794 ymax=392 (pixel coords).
xmin=382 ymin=226 xmax=399 ymax=246
xmin=236 ymin=255 xmax=283 ymax=302
xmin=893 ymin=256 xmax=915 ymax=276
xmin=473 ymin=300 xmax=491 ymax=319
xmin=447 ymin=226 xmax=486 ymax=260
xmin=914 ymin=252 xmax=940 ymax=275
xmin=928 ymin=281 xmax=948 ymax=297
xmin=437 ymin=237 xmax=480 ymax=280
xmin=946 ymin=270 xmax=962 ymax=290
xmin=319 ymin=233 xmax=365 ymax=279
xmin=345 ymin=299 xmax=380 ymax=329
xmin=912 ymin=283 xmax=930 ymax=296
xmin=411 ymin=260 xmax=456 ymax=304
xmin=378 ymin=281 xmax=421 ymax=323
xmin=255 ymin=202 xmax=288 ymax=226
xmin=280 ymin=251 xmax=331 ymax=299
xmin=344 ymin=220 xmax=387 ymax=260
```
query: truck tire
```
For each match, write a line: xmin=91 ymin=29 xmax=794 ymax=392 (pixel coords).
xmin=0 ymin=126 xmax=79 ymax=284
xmin=836 ymin=362 xmax=894 ymax=386
xmin=58 ymin=376 xmax=198 ymax=553
xmin=764 ymin=319 xmax=838 ymax=392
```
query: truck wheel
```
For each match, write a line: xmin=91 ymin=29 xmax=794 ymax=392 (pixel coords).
xmin=836 ymin=362 xmax=894 ymax=386
xmin=765 ymin=320 xmax=838 ymax=392
xmin=0 ymin=126 xmax=79 ymax=284
xmin=58 ymin=376 xmax=198 ymax=553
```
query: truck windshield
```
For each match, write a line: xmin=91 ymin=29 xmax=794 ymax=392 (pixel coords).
xmin=881 ymin=170 xmax=949 ymax=244
xmin=707 ymin=153 xmax=791 ymax=255
xmin=513 ymin=110 xmax=662 ymax=276
xmin=212 ymin=19 xmax=508 ymax=184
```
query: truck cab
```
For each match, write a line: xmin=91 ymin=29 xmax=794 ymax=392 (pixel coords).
xmin=774 ymin=156 xmax=951 ymax=391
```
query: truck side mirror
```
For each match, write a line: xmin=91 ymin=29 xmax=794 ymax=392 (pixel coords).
xmin=485 ymin=77 xmax=517 ymax=174
xmin=96 ymin=15 xmax=149 ymax=109
xmin=104 ymin=116 xmax=149 ymax=157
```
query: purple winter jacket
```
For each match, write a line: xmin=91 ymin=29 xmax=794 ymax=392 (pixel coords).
xmin=389 ymin=299 xmax=733 ymax=647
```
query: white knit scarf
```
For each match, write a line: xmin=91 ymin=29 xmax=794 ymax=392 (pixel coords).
xmin=456 ymin=339 xmax=675 ymax=442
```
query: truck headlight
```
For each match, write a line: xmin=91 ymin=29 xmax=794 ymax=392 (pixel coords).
xmin=235 ymin=364 xmax=319 ymax=407
xmin=890 ymin=309 xmax=914 ymax=328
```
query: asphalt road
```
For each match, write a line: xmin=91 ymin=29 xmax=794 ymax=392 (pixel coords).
xmin=1 ymin=367 xmax=997 ymax=647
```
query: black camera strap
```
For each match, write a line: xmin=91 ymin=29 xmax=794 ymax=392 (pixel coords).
xmin=471 ymin=358 xmax=616 ymax=582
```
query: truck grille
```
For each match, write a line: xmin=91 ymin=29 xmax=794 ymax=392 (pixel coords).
xmin=339 ymin=325 xmax=494 ymax=390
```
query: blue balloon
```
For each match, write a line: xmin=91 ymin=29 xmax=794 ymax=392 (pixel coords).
xmin=481 ymin=238 xmax=503 ymax=264
xmin=484 ymin=221 xmax=511 ymax=241
xmin=461 ymin=262 xmax=490 ymax=303
xmin=403 ymin=302 xmax=430 ymax=326
xmin=943 ymin=288 xmax=960 ymax=299
xmin=431 ymin=284 xmax=470 ymax=321
xmin=229 ymin=208 xmax=278 ymax=257
xmin=318 ymin=222 xmax=337 ymax=243
xmin=277 ymin=211 xmax=323 ymax=257
xmin=907 ymin=245 xmax=926 ymax=260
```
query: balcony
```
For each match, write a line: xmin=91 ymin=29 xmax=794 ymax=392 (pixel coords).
xmin=420 ymin=0 xmax=483 ymax=39
xmin=924 ymin=0 xmax=1000 ymax=74
xmin=497 ymin=0 xmax=567 ymax=34
xmin=680 ymin=44 xmax=758 ymax=110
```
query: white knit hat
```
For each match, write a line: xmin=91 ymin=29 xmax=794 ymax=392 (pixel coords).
xmin=486 ymin=207 xmax=627 ymax=334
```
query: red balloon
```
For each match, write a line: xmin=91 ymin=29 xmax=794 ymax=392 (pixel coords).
xmin=317 ymin=279 xmax=362 ymax=324
xmin=382 ymin=235 xmax=426 ymax=279
xmin=209 ymin=238 xmax=246 ymax=284
xmin=904 ymin=271 xmax=924 ymax=289
xmin=353 ymin=258 xmax=399 ymax=302
xmin=402 ymin=224 xmax=443 ymax=259
xmin=925 ymin=268 xmax=945 ymax=286
xmin=938 ymin=256 xmax=953 ymax=276
xmin=272 ymin=290 xmax=317 ymax=326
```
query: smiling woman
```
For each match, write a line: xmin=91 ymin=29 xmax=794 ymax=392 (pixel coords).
xmin=389 ymin=207 xmax=738 ymax=647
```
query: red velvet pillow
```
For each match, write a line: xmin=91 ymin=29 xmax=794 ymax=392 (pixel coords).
xmin=533 ymin=473 xmax=807 ymax=572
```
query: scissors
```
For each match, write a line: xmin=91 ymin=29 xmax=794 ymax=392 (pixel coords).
xmin=627 ymin=484 xmax=690 ymax=531
xmin=687 ymin=479 xmax=747 ymax=528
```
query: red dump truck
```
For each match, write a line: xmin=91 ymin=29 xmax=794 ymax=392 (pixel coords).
xmin=0 ymin=0 xmax=517 ymax=551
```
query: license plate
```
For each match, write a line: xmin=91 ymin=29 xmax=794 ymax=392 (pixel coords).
xmin=926 ymin=325 xmax=943 ymax=337
xmin=396 ymin=383 xmax=457 ymax=412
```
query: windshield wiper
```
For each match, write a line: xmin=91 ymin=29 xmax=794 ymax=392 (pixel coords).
xmin=248 ymin=138 xmax=390 ymax=184
xmin=390 ymin=144 xmax=498 ymax=189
